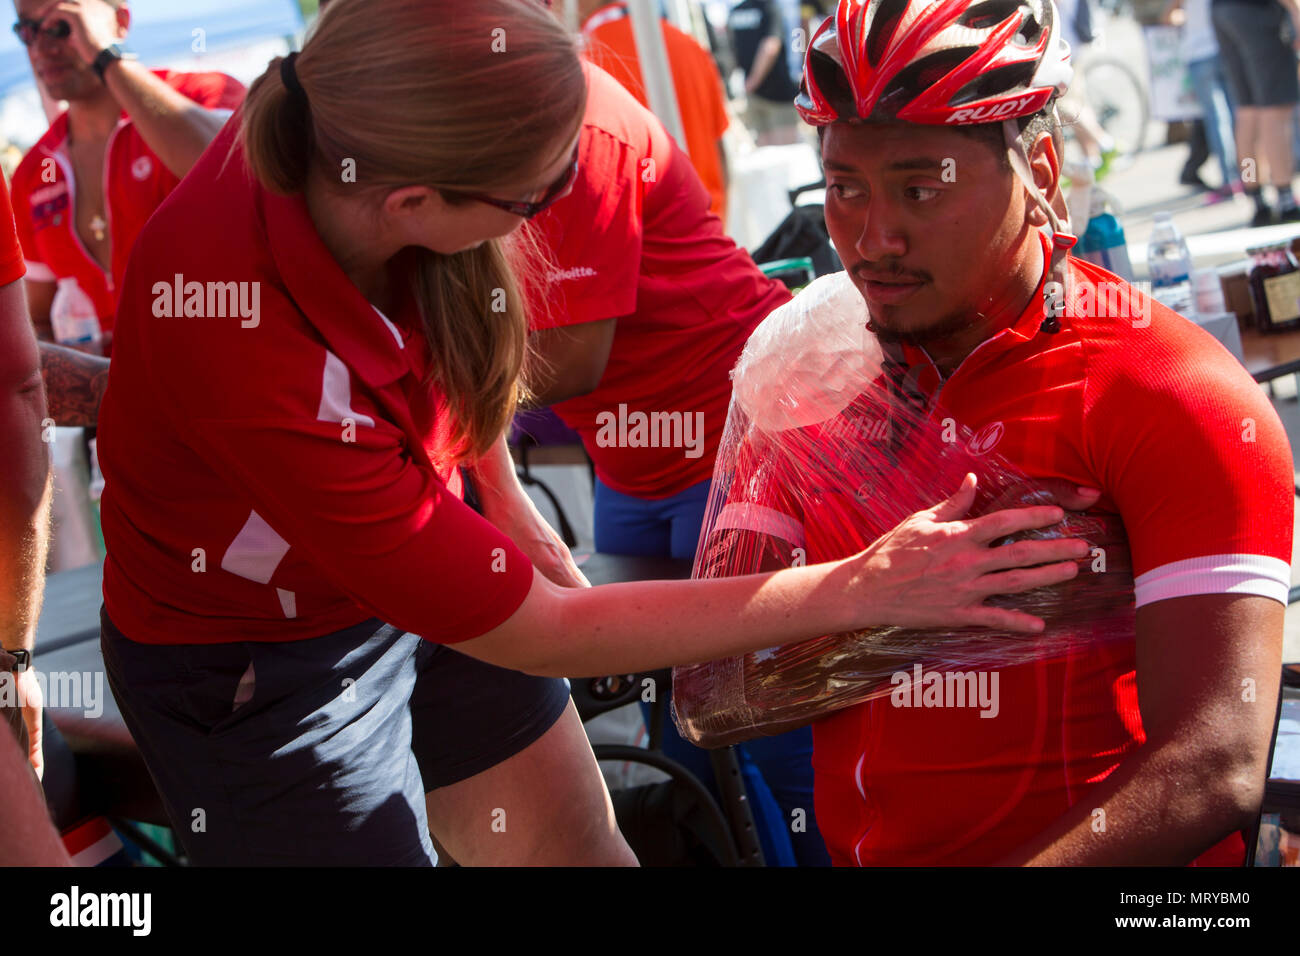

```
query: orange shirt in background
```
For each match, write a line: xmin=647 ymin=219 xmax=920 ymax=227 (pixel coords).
xmin=581 ymin=3 xmax=731 ymax=222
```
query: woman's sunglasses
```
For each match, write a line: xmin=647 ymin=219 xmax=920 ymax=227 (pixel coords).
xmin=452 ymin=144 xmax=580 ymax=220
xmin=12 ymin=16 xmax=71 ymax=47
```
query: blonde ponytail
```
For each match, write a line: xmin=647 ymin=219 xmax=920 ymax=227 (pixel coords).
xmin=240 ymin=0 xmax=586 ymax=462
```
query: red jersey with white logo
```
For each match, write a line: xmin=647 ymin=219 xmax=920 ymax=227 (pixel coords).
xmin=98 ymin=120 xmax=534 ymax=646
xmin=9 ymin=70 xmax=245 ymax=332
xmin=715 ymin=236 xmax=1293 ymax=865
xmin=531 ymin=64 xmax=789 ymax=498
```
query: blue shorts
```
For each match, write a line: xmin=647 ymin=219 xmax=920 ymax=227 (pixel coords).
xmin=100 ymin=610 xmax=571 ymax=866
xmin=594 ymin=477 xmax=712 ymax=560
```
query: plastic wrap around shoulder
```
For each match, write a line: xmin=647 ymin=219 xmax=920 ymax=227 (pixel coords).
xmin=733 ymin=271 xmax=881 ymax=433
xmin=673 ymin=280 xmax=1137 ymax=748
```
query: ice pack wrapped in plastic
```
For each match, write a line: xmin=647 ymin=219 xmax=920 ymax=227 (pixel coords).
xmin=671 ymin=272 xmax=1136 ymax=748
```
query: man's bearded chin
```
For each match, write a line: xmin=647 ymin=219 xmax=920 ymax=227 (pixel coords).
xmin=866 ymin=307 xmax=977 ymax=346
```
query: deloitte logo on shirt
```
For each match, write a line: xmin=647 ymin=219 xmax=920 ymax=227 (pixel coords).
xmin=594 ymin=403 xmax=706 ymax=459
xmin=151 ymin=273 xmax=261 ymax=328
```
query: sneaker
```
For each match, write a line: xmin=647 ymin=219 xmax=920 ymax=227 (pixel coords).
xmin=1252 ymin=205 xmax=1279 ymax=228
xmin=1180 ymin=169 xmax=1210 ymax=191
xmin=1280 ymin=205 xmax=1300 ymax=224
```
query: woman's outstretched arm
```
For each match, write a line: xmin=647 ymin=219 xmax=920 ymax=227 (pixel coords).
xmin=458 ymin=474 xmax=1087 ymax=677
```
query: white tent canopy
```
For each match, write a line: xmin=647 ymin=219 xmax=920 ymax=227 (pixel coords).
xmin=0 ymin=0 xmax=303 ymax=96
xmin=1 ymin=0 xmax=304 ymax=147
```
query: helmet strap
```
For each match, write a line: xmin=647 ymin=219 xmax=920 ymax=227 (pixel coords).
xmin=1003 ymin=117 xmax=1075 ymax=334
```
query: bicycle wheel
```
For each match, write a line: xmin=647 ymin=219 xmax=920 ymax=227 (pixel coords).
xmin=1082 ymin=54 xmax=1149 ymax=158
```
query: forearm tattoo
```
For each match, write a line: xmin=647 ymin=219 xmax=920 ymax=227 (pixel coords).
xmin=38 ymin=342 xmax=109 ymax=428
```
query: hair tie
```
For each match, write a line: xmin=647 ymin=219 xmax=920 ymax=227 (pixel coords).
xmin=280 ymin=52 xmax=308 ymax=105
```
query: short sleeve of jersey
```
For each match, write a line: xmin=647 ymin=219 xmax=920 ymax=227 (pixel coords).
xmin=7 ymin=162 xmax=47 ymax=280
xmin=171 ymin=71 xmax=247 ymax=114
xmin=530 ymin=84 xmax=643 ymax=329
xmin=1085 ymin=313 xmax=1294 ymax=608
xmin=712 ymin=426 xmax=808 ymax=552
xmin=0 ymin=176 xmax=24 ymax=286
xmin=140 ymin=282 xmax=535 ymax=644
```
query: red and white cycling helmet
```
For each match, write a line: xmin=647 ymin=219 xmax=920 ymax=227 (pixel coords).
xmin=799 ymin=0 xmax=1078 ymax=325
xmin=796 ymin=0 xmax=1073 ymax=127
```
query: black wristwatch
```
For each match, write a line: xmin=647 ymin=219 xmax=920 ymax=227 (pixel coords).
xmin=1 ymin=649 xmax=30 ymax=672
xmin=92 ymin=43 xmax=135 ymax=82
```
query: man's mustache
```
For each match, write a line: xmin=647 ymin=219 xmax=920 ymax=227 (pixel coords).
xmin=851 ymin=262 xmax=931 ymax=284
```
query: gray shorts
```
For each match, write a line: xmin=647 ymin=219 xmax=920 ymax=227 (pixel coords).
xmin=745 ymin=94 xmax=801 ymax=135
xmin=1213 ymin=1 xmax=1300 ymax=107
xmin=100 ymin=610 xmax=571 ymax=866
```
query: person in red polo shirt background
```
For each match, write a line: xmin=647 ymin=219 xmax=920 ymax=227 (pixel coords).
xmin=95 ymin=0 xmax=1090 ymax=866
xmin=8 ymin=0 xmax=244 ymax=353
xmin=528 ymin=60 xmax=833 ymax=864
xmin=578 ymin=0 xmax=732 ymax=221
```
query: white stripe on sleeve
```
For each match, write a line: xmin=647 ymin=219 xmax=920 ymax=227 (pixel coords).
xmin=1133 ymin=553 xmax=1291 ymax=608
xmin=24 ymin=260 xmax=55 ymax=283
xmin=713 ymin=502 xmax=806 ymax=549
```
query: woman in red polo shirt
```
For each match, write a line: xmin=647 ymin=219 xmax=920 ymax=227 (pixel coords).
xmin=95 ymin=0 xmax=1087 ymax=866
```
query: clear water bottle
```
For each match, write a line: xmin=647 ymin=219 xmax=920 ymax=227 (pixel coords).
xmin=1147 ymin=212 xmax=1195 ymax=317
xmin=49 ymin=277 xmax=103 ymax=348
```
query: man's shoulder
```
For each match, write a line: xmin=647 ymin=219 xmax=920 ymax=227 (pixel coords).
xmin=1063 ymin=257 xmax=1247 ymax=396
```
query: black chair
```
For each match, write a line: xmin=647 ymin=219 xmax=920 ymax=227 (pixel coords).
xmin=508 ymin=408 xmax=591 ymax=549
xmin=575 ymin=553 xmax=765 ymax=866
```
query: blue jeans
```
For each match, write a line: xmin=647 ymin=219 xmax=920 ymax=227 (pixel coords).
xmin=1188 ymin=56 xmax=1238 ymax=188
xmin=595 ymin=477 xmax=831 ymax=866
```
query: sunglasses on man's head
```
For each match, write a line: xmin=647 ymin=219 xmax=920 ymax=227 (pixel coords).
xmin=12 ymin=16 xmax=71 ymax=47
xmin=453 ymin=144 xmax=580 ymax=220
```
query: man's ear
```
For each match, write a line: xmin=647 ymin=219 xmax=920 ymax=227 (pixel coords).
xmin=116 ymin=4 xmax=131 ymax=40
xmin=1025 ymin=129 xmax=1063 ymax=228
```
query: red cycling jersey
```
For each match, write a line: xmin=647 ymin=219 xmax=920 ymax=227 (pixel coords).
xmin=714 ymin=235 xmax=1293 ymax=865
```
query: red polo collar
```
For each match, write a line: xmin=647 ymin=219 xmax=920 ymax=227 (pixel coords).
xmin=260 ymin=185 xmax=415 ymax=389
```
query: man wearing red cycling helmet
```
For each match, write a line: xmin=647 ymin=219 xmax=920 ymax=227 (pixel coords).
xmin=722 ymin=0 xmax=1292 ymax=865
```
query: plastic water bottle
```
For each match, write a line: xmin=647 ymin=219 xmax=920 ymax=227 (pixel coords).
xmin=1079 ymin=191 xmax=1134 ymax=282
xmin=49 ymin=277 xmax=103 ymax=348
xmin=1147 ymin=212 xmax=1195 ymax=317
